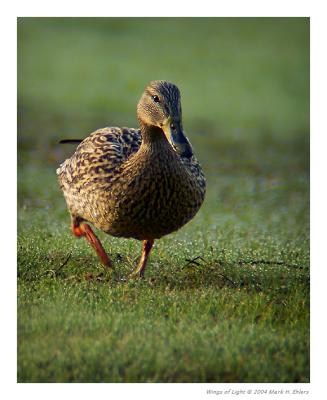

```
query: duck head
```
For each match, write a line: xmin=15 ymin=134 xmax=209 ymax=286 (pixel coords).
xmin=137 ymin=80 xmax=193 ymax=158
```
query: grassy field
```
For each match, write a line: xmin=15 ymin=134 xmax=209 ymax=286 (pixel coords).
xmin=17 ymin=18 xmax=309 ymax=383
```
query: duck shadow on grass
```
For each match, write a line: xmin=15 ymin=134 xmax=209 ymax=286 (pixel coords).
xmin=18 ymin=245 xmax=309 ymax=295
xmin=142 ymin=259 xmax=309 ymax=293
xmin=31 ymin=248 xmax=309 ymax=295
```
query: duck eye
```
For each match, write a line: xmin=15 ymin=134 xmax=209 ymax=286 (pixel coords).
xmin=152 ymin=95 xmax=160 ymax=103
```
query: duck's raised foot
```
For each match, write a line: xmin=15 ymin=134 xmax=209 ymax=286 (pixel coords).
xmin=71 ymin=221 xmax=112 ymax=268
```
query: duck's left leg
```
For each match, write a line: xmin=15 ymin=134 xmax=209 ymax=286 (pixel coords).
xmin=130 ymin=239 xmax=154 ymax=278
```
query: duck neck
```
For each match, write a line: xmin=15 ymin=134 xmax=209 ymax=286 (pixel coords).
xmin=139 ymin=123 xmax=173 ymax=157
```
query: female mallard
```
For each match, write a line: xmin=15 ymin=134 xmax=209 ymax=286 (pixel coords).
xmin=57 ymin=80 xmax=206 ymax=277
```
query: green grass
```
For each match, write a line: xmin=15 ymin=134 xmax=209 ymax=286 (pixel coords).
xmin=17 ymin=17 xmax=309 ymax=383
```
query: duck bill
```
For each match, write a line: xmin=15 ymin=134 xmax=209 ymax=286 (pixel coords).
xmin=162 ymin=119 xmax=193 ymax=158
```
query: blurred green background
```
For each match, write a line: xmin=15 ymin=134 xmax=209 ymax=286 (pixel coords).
xmin=17 ymin=18 xmax=309 ymax=383
xmin=18 ymin=17 xmax=309 ymax=167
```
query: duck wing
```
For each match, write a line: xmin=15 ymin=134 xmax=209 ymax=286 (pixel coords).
xmin=57 ymin=127 xmax=142 ymax=185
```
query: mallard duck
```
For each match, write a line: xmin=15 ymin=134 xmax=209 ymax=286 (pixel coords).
xmin=57 ymin=80 xmax=206 ymax=277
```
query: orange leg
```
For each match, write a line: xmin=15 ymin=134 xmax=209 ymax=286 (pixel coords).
xmin=71 ymin=221 xmax=112 ymax=268
xmin=130 ymin=239 xmax=154 ymax=278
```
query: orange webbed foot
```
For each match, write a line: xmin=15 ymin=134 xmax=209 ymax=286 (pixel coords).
xmin=71 ymin=222 xmax=112 ymax=268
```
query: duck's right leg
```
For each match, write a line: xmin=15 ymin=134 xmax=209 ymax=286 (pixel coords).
xmin=71 ymin=217 xmax=112 ymax=268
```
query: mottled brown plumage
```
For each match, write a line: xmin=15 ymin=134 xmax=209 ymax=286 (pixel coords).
xmin=57 ymin=80 xmax=206 ymax=277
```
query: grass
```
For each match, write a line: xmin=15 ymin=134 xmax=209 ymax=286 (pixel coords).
xmin=17 ymin=17 xmax=309 ymax=382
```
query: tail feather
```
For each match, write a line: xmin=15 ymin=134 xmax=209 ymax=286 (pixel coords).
xmin=59 ymin=139 xmax=83 ymax=144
